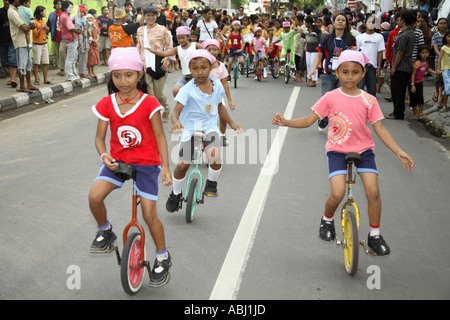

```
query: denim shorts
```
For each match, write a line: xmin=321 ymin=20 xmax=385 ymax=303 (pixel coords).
xmin=0 ymin=40 xmax=17 ymax=67
xmin=16 ymin=47 xmax=32 ymax=75
xmin=229 ymin=47 xmax=244 ymax=59
xmin=326 ymin=149 xmax=378 ymax=179
xmin=253 ymin=51 xmax=267 ymax=61
xmin=95 ymin=162 xmax=161 ymax=201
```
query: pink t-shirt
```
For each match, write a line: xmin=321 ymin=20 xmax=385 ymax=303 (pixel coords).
xmin=312 ymin=88 xmax=384 ymax=154
xmin=251 ymin=36 xmax=266 ymax=52
xmin=209 ymin=61 xmax=228 ymax=81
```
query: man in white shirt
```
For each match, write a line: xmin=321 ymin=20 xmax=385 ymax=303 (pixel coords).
xmin=356 ymin=15 xmax=385 ymax=96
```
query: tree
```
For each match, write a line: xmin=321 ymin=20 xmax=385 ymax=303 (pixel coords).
xmin=231 ymin=0 xmax=248 ymax=9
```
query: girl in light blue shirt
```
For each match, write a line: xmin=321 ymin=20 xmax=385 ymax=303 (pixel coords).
xmin=166 ymin=50 xmax=242 ymax=212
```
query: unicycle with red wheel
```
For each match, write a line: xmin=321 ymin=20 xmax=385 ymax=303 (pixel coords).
xmin=111 ymin=163 xmax=171 ymax=295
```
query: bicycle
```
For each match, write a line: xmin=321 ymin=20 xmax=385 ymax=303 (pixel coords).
xmin=255 ymin=53 xmax=264 ymax=82
xmin=334 ymin=153 xmax=371 ymax=275
xmin=267 ymin=45 xmax=281 ymax=78
xmin=230 ymin=51 xmax=243 ymax=88
xmin=242 ymin=51 xmax=251 ymax=78
xmin=107 ymin=163 xmax=171 ymax=294
xmin=283 ymin=49 xmax=293 ymax=84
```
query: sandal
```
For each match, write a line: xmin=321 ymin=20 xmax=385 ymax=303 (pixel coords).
xmin=44 ymin=81 xmax=54 ymax=85
xmin=433 ymin=93 xmax=438 ymax=102
xmin=162 ymin=110 xmax=169 ymax=123
xmin=440 ymin=106 xmax=448 ymax=113
xmin=387 ymin=113 xmax=403 ymax=120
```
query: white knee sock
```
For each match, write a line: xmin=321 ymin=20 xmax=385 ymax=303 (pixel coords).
xmin=172 ymin=175 xmax=185 ymax=195
xmin=208 ymin=166 xmax=222 ymax=182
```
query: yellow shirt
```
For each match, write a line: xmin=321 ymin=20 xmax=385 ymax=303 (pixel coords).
xmin=441 ymin=45 xmax=450 ymax=70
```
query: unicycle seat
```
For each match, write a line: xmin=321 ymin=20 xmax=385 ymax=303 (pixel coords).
xmin=345 ymin=153 xmax=361 ymax=166
xmin=114 ymin=162 xmax=136 ymax=181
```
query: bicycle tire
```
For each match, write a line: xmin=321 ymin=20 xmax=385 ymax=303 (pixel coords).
xmin=284 ymin=60 xmax=290 ymax=84
xmin=185 ymin=177 xmax=198 ymax=223
xmin=233 ymin=64 xmax=238 ymax=88
xmin=121 ymin=232 xmax=146 ymax=295
xmin=246 ymin=56 xmax=250 ymax=77
xmin=343 ymin=209 xmax=359 ymax=275
xmin=257 ymin=63 xmax=262 ymax=81
xmin=272 ymin=58 xmax=280 ymax=78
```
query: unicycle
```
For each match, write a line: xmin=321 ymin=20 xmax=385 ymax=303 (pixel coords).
xmin=110 ymin=163 xmax=171 ymax=294
xmin=255 ymin=57 xmax=263 ymax=81
xmin=284 ymin=50 xmax=291 ymax=84
xmin=335 ymin=153 xmax=374 ymax=275
xmin=184 ymin=131 xmax=207 ymax=223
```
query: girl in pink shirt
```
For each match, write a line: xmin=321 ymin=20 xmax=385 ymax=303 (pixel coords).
xmin=272 ymin=50 xmax=414 ymax=256
xmin=410 ymin=45 xmax=439 ymax=119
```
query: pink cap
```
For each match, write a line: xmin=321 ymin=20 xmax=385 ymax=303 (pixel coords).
xmin=188 ymin=49 xmax=216 ymax=65
xmin=253 ymin=27 xmax=262 ymax=33
xmin=108 ymin=47 xmax=143 ymax=72
xmin=202 ymin=39 xmax=220 ymax=50
xmin=176 ymin=26 xmax=191 ymax=35
xmin=380 ymin=22 xmax=390 ymax=30
xmin=231 ymin=20 xmax=241 ymax=26
xmin=282 ymin=21 xmax=290 ymax=28
xmin=336 ymin=50 xmax=370 ymax=69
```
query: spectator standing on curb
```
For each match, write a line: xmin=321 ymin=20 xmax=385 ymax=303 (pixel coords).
xmin=74 ymin=5 xmax=88 ymax=78
xmin=356 ymin=14 xmax=385 ymax=96
xmin=432 ymin=18 xmax=447 ymax=105
xmin=32 ymin=5 xmax=52 ymax=85
xmin=388 ymin=10 xmax=416 ymax=120
xmin=0 ymin=0 xmax=18 ymax=88
xmin=47 ymin=0 xmax=65 ymax=76
xmin=60 ymin=0 xmax=81 ymax=83
xmin=7 ymin=0 xmax=36 ymax=93
xmin=97 ymin=5 xmax=112 ymax=65
xmin=86 ymin=13 xmax=99 ymax=77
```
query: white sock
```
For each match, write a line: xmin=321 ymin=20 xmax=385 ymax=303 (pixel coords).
xmin=208 ymin=166 xmax=222 ymax=182
xmin=323 ymin=214 xmax=333 ymax=222
xmin=370 ymin=225 xmax=380 ymax=236
xmin=172 ymin=175 xmax=185 ymax=195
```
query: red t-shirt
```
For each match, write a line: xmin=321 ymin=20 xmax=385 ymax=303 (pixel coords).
xmin=92 ymin=93 xmax=164 ymax=166
xmin=229 ymin=32 xmax=242 ymax=49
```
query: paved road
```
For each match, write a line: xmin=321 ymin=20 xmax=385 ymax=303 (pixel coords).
xmin=0 ymin=71 xmax=449 ymax=301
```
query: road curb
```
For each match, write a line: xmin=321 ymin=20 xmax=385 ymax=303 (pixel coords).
xmin=0 ymin=71 xmax=110 ymax=113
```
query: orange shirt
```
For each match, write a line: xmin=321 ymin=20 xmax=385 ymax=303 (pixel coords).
xmin=32 ymin=18 xmax=48 ymax=44
xmin=108 ymin=24 xmax=133 ymax=48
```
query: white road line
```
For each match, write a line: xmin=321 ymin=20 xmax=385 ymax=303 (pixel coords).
xmin=209 ymin=87 xmax=300 ymax=300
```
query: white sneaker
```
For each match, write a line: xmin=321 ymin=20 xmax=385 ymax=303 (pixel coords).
xmin=263 ymin=69 xmax=268 ymax=78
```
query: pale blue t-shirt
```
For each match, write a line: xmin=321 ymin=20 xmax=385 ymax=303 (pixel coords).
xmin=175 ymin=78 xmax=225 ymax=142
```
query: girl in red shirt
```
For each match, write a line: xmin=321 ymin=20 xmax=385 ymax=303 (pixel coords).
xmin=223 ymin=20 xmax=244 ymax=79
xmin=89 ymin=47 xmax=173 ymax=286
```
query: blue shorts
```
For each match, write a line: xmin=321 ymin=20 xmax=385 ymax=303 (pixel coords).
xmin=229 ymin=47 xmax=244 ymax=59
xmin=254 ymin=51 xmax=267 ymax=62
xmin=95 ymin=162 xmax=161 ymax=201
xmin=326 ymin=150 xmax=378 ymax=179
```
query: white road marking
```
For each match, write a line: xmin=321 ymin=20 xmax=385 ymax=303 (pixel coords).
xmin=209 ymin=87 xmax=300 ymax=300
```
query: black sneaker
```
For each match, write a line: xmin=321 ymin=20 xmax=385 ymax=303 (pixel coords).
xmin=226 ymin=75 xmax=231 ymax=82
xmin=319 ymin=217 xmax=335 ymax=241
xmin=318 ymin=117 xmax=329 ymax=131
xmin=90 ymin=228 xmax=117 ymax=253
xmin=149 ymin=251 xmax=172 ymax=287
xmin=368 ymin=233 xmax=390 ymax=256
xmin=204 ymin=179 xmax=218 ymax=197
xmin=166 ymin=191 xmax=182 ymax=212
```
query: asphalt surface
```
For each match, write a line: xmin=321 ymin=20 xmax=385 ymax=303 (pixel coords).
xmin=0 ymin=69 xmax=449 ymax=303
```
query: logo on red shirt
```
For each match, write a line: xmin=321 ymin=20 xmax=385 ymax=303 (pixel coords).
xmin=117 ymin=125 xmax=142 ymax=148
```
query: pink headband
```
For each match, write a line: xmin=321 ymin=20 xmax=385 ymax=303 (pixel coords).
xmin=201 ymin=39 xmax=220 ymax=50
xmin=253 ymin=27 xmax=262 ymax=33
xmin=176 ymin=26 xmax=191 ymax=35
xmin=108 ymin=47 xmax=143 ymax=72
xmin=188 ymin=49 xmax=216 ymax=65
xmin=282 ymin=21 xmax=290 ymax=27
xmin=336 ymin=50 xmax=370 ymax=69
xmin=231 ymin=20 xmax=241 ymax=26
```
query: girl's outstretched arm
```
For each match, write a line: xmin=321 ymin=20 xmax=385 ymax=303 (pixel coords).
xmin=218 ymin=103 xmax=242 ymax=132
xmin=372 ymin=120 xmax=414 ymax=171
xmin=272 ymin=111 xmax=319 ymax=128
xmin=95 ymin=119 xmax=118 ymax=171
xmin=151 ymin=111 xmax=172 ymax=186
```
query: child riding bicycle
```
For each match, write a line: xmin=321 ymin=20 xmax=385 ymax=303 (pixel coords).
xmin=166 ymin=50 xmax=242 ymax=212
xmin=272 ymin=50 xmax=414 ymax=256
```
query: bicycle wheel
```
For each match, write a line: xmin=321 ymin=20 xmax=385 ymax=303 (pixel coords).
xmin=185 ymin=177 xmax=199 ymax=223
xmin=272 ymin=58 xmax=280 ymax=78
xmin=245 ymin=56 xmax=250 ymax=77
xmin=284 ymin=61 xmax=290 ymax=84
xmin=342 ymin=209 xmax=359 ymax=275
xmin=233 ymin=64 xmax=238 ymax=88
xmin=121 ymin=232 xmax=146 ymax=295
xmin=256 ymin=62 xmax=262 ymax=81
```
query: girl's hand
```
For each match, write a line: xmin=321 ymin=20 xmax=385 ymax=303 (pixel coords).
xmin=161 ymin=166 xmax=172 ymax=186
xmin=309 ymin=69 xmax=316 ymax=78
xmin=229 ymin=101 xmax=236 ymax=111
xmin=410 ymin=84 xmax=416 ymax=93
xmin=272 ymin=113 xmax=286 ymax=126
xmin=171 ymin=121 xmax=184 ymax=134
xmin=396 ymin=150 xmax=414 ymax=171
xmin=231 ymin=123 xmax=243 ymax=134
xmin=102 ymin=154 xmax=118 ymax=171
